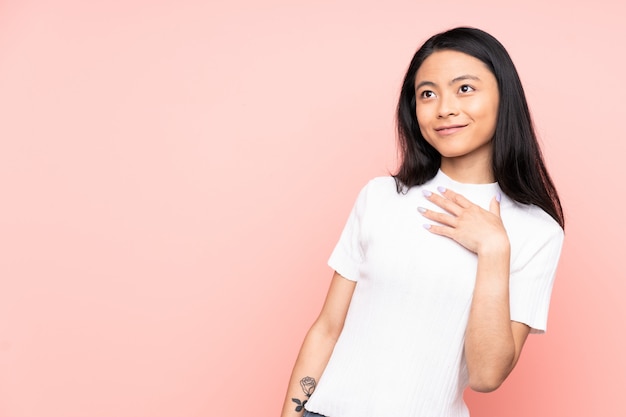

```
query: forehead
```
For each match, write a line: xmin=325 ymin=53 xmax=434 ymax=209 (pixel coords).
xmin=414 ymin=50 xmax=494 ymax=83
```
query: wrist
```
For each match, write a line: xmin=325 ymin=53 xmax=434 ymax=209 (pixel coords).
xmin=477 ymin=236 xmax=510 ymax=257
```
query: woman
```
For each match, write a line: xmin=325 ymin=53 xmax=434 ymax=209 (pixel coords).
xmin=281 ymin=27 xmax=565 ymax=417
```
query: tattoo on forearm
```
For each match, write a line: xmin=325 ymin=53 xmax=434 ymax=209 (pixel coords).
xmin=291 ymin=376 xmax=317 ymax=412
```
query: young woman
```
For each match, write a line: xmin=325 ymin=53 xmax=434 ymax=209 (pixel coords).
xmin=280 ymin=27 xmax=565 ymax=417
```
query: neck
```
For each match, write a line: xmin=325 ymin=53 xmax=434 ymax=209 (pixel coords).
xmin=440 ymin=156 xmax=494 ymax=184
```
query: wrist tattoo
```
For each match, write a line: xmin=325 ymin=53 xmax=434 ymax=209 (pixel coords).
xmin=291 ymin=376 xmax=317 ymax=412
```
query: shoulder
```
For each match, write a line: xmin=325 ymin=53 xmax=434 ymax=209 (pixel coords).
xmin=503 ymin=200 xmax=564 ymax=250
xmin=348 ymin=176 xmax=402 ymax=215
xmin=355 ymin=176 xmax=399 ymax=200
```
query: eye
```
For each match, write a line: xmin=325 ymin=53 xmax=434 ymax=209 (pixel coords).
xmin=419 ymin=90 xmax=436 ymax=99
xmin=459 ymin=84 xmax=475 ymax=93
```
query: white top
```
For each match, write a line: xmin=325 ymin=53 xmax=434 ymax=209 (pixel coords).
xmin=305 ymin=170 xmax=564 ymax=417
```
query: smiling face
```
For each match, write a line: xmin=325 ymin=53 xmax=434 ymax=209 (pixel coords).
xmin=414 ymin=50 xmax=499 ymax=182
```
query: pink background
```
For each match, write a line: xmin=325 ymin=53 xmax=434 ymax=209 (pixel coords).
xmin=1 ymin=1 xmax=624 ymax=416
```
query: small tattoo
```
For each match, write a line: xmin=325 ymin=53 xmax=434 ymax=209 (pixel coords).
xmin=300 ymin=376 xmax=317 ymax=396
xmin=291 ymin=376 xmax=317 ymax=412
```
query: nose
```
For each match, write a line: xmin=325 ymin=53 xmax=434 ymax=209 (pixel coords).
xmin=437 ymin=94 xmax=459 ymax=118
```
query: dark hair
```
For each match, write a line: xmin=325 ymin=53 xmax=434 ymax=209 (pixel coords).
xmin=395 ymin=27 xmax=564 ymax=228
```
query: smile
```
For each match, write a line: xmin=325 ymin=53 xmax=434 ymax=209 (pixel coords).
xmin=434 ymin=124 xmax=468 ymax=135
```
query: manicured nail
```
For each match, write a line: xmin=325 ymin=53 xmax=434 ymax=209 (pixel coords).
xmin=423 ymin=224 xmax=431 ymax=230
xmin=422 ymin=189 xmax=432 ymax=197
xmin=437 ymin=186 xmax=447 ymax=193
xmin=496 ymin=192 xmax=502 ymax=203
xmin=417 ymin=207 xmax=427 ymax=213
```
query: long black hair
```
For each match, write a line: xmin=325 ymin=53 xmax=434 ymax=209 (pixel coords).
xmin=395 ymin=27 xmax=564 ymax=228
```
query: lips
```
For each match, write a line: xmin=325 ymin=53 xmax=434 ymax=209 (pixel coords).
xmin=434 ymin=124 xmax=468 ymax=135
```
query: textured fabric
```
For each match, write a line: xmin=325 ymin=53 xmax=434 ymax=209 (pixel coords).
xmin=304 ymin=170 xmax=564 ymax=417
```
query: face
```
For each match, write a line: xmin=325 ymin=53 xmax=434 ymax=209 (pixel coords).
xmin=414 ymin=50 xmax=499 ymax=175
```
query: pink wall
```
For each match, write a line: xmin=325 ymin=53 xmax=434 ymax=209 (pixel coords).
xmin=0 ymin=1 xmax=624 ymax=416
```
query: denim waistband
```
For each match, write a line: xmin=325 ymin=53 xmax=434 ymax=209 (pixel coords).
xmin=303 ymin=410 xmax=326 ymax=417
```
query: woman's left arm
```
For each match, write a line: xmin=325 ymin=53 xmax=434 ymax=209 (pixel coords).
xmin=464 ymin=242 xmax=530 ymax=392
xmin=420 ymin=187 xmax=530 ymax=392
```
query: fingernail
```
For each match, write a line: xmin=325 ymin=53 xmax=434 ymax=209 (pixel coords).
xmin=422 ymin=189 xmax=432 ymax=197
xmin=496 ymin=192 xmax=502 ymax=203
xmin=437 ymin=186 xmax=446 ymax=193
xmin=417 ymin=207 xmax=427 ymax=213
xmin=423 ymin=224 xmax=431 ymax=230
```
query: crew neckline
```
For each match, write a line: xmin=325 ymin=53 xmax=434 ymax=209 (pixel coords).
xmin=428 ymin=169 xmax=502 ymax=208
xmin=434 ymin=168 xmax=497 ymax=187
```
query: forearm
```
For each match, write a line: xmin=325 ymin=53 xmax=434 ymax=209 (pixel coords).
xmin=465 ymin=243 xmax=516 ymax=392
xmin=280 ymin=323 xmax=338 ymax=417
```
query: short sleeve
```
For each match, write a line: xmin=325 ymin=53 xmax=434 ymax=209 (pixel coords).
xmin=509 ymin=224 xmax=564 ymax=334
xmin=327 ymin=183 xmax=370 ymax=282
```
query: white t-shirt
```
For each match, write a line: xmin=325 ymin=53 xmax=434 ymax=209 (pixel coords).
xmin=305 ymin=170 xmax=564 ymax=417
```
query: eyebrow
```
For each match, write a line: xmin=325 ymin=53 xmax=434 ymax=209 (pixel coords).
xmin=415 ymin=74 xmax=481 ymax=90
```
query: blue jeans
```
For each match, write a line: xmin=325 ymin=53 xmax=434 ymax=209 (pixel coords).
xmin=303 ymin=411 xmax=326 ymax=417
